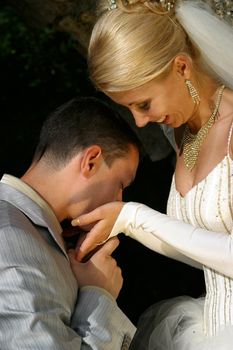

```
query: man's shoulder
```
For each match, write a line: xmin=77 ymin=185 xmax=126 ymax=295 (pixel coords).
xmin=0 ymin=199 xmax=34 ymax=232
xmin=0 ymin=200 xmax=52 ymax=264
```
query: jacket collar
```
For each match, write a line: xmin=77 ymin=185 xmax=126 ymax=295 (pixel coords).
xmin=0 ymin=174 xmax=68 ymax=259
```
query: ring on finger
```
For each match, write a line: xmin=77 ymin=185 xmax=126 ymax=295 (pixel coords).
xmin=95 ymin=238 xmax=108 ymax=246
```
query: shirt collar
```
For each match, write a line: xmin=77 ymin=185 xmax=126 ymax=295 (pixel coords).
xmin=1 ymin=174 xmax=62 ymax=234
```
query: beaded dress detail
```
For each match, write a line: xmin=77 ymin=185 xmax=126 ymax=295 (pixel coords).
xmin=163 ymin=121 xmax=233 ymax=347
xmin=129 ymin=123 xmax=233 ymax=350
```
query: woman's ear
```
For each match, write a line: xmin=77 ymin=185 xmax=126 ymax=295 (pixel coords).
xmin=173 ymin=55 xmax=192 ymax=79
xmin=80 ymin=145 xmax=103 ymax=178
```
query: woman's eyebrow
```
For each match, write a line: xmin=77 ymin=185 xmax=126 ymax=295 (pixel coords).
xmin=129 ymin=99 xmax=149 ymax=106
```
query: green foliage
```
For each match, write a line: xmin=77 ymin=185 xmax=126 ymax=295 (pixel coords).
xmin=0 ymin=3 xmax=95 ymax=176
xmin=0 ymin=4 xmax=92 ymax=97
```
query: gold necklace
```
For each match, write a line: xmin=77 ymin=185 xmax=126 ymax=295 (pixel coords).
xmin=183 ymin=84 xmax=225 ymax=171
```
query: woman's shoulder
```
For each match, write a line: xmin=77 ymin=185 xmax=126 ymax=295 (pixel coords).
xmin=221 ymin=88 xmax=233 ymax=156
xmin=224 ymin=88 xmax=233 ymax=111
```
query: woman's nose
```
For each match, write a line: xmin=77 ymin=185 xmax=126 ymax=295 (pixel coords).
xmin=132 ymin=111 xmax=150 ymax=128
xmin=116 ymin=190 xmax=123 ymax=201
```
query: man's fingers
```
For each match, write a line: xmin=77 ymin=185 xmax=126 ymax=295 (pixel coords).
xmin=80 ymin=238 xmax=120 ymax=265
xmin=97 ymin=237 xmax=120 ymax=256
xmin=67 ymin=249 xmax=75 ymax=258
xmin=76 ymin=235 xmax=119 ymax=262
xmin=76 ymin=233 xmax=100 ymax=262
xmin=75 ymin=221 xmax=111 ymax=261
xmin=68 ymin=249 xmax=81 ymax=264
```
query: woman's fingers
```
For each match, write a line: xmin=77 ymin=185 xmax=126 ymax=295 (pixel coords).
xmin=75 ymin=220 xmax=111 ymax=262
xmin=72 ymin=202 xmax=124 ymax=261
xmin=71 ymin=202 xmax=124 ymax=228
xmin=71 ymin=207 xmax=101 ymax=227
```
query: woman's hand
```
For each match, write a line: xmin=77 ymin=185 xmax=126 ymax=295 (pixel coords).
xmin=71 ymin=201 xmax=124 ymax=262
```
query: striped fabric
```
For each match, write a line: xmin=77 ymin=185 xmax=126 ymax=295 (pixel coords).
xmin=0 ymin=177 xmax=136 ymax=349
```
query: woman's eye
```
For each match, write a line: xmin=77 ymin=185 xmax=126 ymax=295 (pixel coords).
xmin=138 ymin=102 xmax=150 ymax=111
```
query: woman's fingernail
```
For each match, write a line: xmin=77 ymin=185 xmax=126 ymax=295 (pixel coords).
xmin=71 ymin=218 xmax=80 ymax=226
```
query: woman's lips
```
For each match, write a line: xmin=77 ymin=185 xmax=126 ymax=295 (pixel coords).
xmin=157 ymin=115 xmax=170 ymax=125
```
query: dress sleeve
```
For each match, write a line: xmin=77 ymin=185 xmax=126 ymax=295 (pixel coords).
xmin=110 ymin=202 xmax=233 ymax=276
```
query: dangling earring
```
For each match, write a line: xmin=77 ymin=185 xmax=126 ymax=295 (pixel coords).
xmin=185 ymin=79 xmax=201 ymax=104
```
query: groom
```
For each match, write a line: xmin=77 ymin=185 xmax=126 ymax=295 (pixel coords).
xmin=0 ymin=96 xmax=140 ymax=349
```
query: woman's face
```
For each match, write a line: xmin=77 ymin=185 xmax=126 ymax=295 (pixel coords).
xmin=107 ymin=67 xmax=195 ymax=129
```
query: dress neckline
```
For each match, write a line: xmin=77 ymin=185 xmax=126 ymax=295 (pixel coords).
xmin=173 ymin=154 xmax=230 ymax=199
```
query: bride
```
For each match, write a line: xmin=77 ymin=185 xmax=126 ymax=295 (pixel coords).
xmin=72 ymin=1 xmax=233 ymax=348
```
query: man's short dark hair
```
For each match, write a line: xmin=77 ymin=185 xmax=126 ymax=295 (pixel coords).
xmin=33 ymin=96 xmax=142 ymax=168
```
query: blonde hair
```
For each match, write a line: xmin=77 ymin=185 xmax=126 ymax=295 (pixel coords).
xmin=88 ymin=0 xmax=200 ymax=92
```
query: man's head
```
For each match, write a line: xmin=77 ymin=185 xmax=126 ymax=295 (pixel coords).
xmin=33 ymin=96 xmax=141 ymax=168
xmin=24 ymin=96 xmax=140 ymax=221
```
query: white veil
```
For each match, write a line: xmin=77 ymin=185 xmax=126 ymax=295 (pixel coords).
xmin=176 ymin=1 xmax=233 ymax=89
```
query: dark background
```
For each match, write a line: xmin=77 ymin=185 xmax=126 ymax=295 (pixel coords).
xmin=0 ymin=3 xmax=205 ymax=325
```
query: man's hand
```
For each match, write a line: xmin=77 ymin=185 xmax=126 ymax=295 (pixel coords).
xmin=68 ymin=237 xmax=122 ymax=299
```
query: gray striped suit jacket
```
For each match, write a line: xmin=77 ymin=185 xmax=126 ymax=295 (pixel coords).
xmin=0 ymin=181 xmax=136 ymax=349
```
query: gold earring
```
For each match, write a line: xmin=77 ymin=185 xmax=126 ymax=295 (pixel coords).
xmin=185 ymin=79 xmax=201 ymax=104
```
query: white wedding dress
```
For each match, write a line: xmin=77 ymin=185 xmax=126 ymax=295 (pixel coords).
xmin=110 ymin=123 xmax=233 ymax=349
xmin=132 ymin=152 xmax=233 ymax=349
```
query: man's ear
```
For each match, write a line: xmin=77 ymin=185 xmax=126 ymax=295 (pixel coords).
xmin=173 ymin=55 xmax=192 ymax=80
xmin=80 ymin=145 xmax=103 ymax=178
